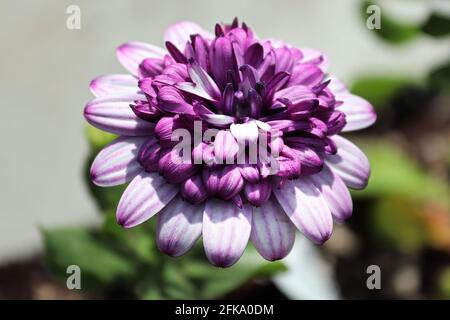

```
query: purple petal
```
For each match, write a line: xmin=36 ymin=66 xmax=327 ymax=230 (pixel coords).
xmin=187 ymin=59 xmax=221 ymax=100
xmin=325 ymin=135 xmax=370 ymax=189
xmin=222 ymin=83 xmax=235 ymax=115
xmin=273 ymin=85 xmax=316 ymax=109
xmin=293 ymin=145 xmax=323 ymax=174
xmin=274 ymin=177 xmax=333 ymax=244
xmin=181 ymin=174 xmax=209 ymax=204
xmin=116 ymin=42 xmax=166 ymax=76
xmin=288 ymin=63 xmax=323 ymax=87
xmin=210 ymin=36 xmax=237 ymax=89
xmin=156 ymin=198 xmax=203 ymax=257
xmin=202 ymin=166 xmax=221 ymax=195
xmin=90 ymin=136 xmax=147 ymax=186
xmin=190 ymin=35 xmax=209 ymax=71
xmin=164 ymin=21 xmax=214 ymax=51
xmin=157 ymin=86 xmax=195 ymax=115
xmin=194 ymin=104 xmax=234 ymax=126
xmin=218 ymin=165 xmax=244 ymax=200
xmin=251 ymin=197 xmax=295 ymax=261
xmin=138 ymin=137 xmax=161 ymax=172
xmin=84 ymin=94 xmax=155 ymax=136
xmin=274 ymin=47 xmax=295 ymax=73
xmin=214 ymin=130 xmax=239 ymax=162
xmin=175 ymin=82 xmax=217 ymax=102
xmin=116 ymin=171 xmax=178 ymax=228
xmin=158 ymin=149 xmax=199 ymax=184
xmin=244 ymin=179 xmax=272 ymax=207
xmin=244 ymin=43 xmax=264 ymax=68
xmin=90 ymin=74 xmax=137 ymax=97
xmin=203 ymin=199 xmax=252 ymax=267
xmin=238 ymin=163 xmax=260 ymax=183
xmin=300 ymin=48 xmax=329 ymax=72
xmin=165 ymin=41 xmax=188 ymax=64
xmin=337 ymin=94 xmax=377 ymax=132
xmin=138 ymin=58 xmax=164 ymax=78
xmin=130 ymin=101 xmax=162 ymax=121
xmin=308 ymin=164 xmax=353 ymax=223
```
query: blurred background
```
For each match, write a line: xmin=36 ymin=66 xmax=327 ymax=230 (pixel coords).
xmin=0 ymin=0 xmax=449 ymax=299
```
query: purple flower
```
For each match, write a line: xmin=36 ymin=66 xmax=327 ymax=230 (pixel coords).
xmin=84 ymin=20 xmax=376 ymax=267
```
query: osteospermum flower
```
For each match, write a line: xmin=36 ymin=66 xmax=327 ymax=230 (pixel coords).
xmin=84 ymin=19 xmax=376 ymax=267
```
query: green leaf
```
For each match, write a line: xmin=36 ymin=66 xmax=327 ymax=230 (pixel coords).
xmin=439 ymin=267 xmax=450 ymax=299
xmin=371 ymin=197 xmax=428 ymax=253
xmin=350 ymin=75 xmax=414 ymax=109
xmin=422 ymin=13 xmax=450 ymax=37
xmin=162 ymin=263 xmax=197 ymax=299
xmin=182 ymin=246 xmax=287 ymax=299
xmin=428 ymin=60 xmax=450 ymax=91
xmin=85 ymin=124 xmax=117 ymax=150
xmin=361 ymin=0 xmax=420 ymax=44
xmin=102 ymin=210 xmax=156 ymax=263
xmin=42 ymin=227 xmax=136 ymax=291
xmin=352 ymin=138 xmax=450 ymax=208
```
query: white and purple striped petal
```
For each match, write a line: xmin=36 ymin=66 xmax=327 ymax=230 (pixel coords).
xmin=164 ymin=21 xmax=214 ymax=51
xmin=156 ymin=198 xmax=203 ymax=257
xmin=325 ymin=135 xmax=370 ymax=189
xmin=308 ymin=164 xmax=353 ymax=223
xmin=251 ymin=198 xmax=296 ymax=260
xmin=116 ymin=171 xmax=178 ymax=228
xmin=214 ymin=130 xmax=239 ymax=162
xmin=300 ymin=48 xmax=329 ymax=72
xmin=89 ymin=74 xmax=137 ymax=97
xmin=203 ymin=199 xmax=252 ymax=267
xmin=90 ymin=136 xmax=147 ymax=187
xmin=274 ymin=178 xmax=333 ymax=244
xmin=337 ymin=94 xmax=377 ymax=132
xmin=116 ymin=42 xmax=166 ymax=76
xmin=84 ymin=93 xmax=155 ymax=136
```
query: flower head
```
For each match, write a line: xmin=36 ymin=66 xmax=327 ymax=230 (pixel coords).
xmin=84 ymin=20 xmax=376 ymax=267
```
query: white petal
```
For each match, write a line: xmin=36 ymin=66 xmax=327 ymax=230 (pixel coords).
xmin=251 ymin=198 xmax=296 ymax=261
xmin=325 ymin=135 xmax=370 ymax=189
xmin=203 ymin=199 xmax=252 ymax=267
xmin=230 ymin=121 xmax=259 ymax=144
xmin=274 ymin=178 xmax=333 ymax=244
xmin=338 ymin=94 xmax=377 ymax=132
xmin=308 ymin=164 xmax=353 ymax=223
xmin=84 ymin=93 xmax=154 ymax=136
xmin=164 ymin=21 xmax=214 ymax=51
xmin=116 ymin=42 xmax=166 ymax=76
xmin=117 ymin=171 xmax=178 ymax=228
xmin=89 ymin=74 xmax=137 ymax=97
xmin=90 ymin=136 xmax=149 ymax=186
xmin=156 ymin=198 xmax=203 ymax=257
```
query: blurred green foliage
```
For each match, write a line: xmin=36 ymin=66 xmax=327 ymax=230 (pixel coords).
xmin=354 ymin=140 xmax=450 ymax=208
xmin=350 ymin=76 xmax=415 ymax=109
xmin=362 ymin=1 xmax=450 ymax=44
xmin=422 ymin=13 xmax=450 ymax=38
xmin=361 ymin=0 xmax=420 ymax=44
xmin=429 ymin=60 xmax=450 ymax=91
